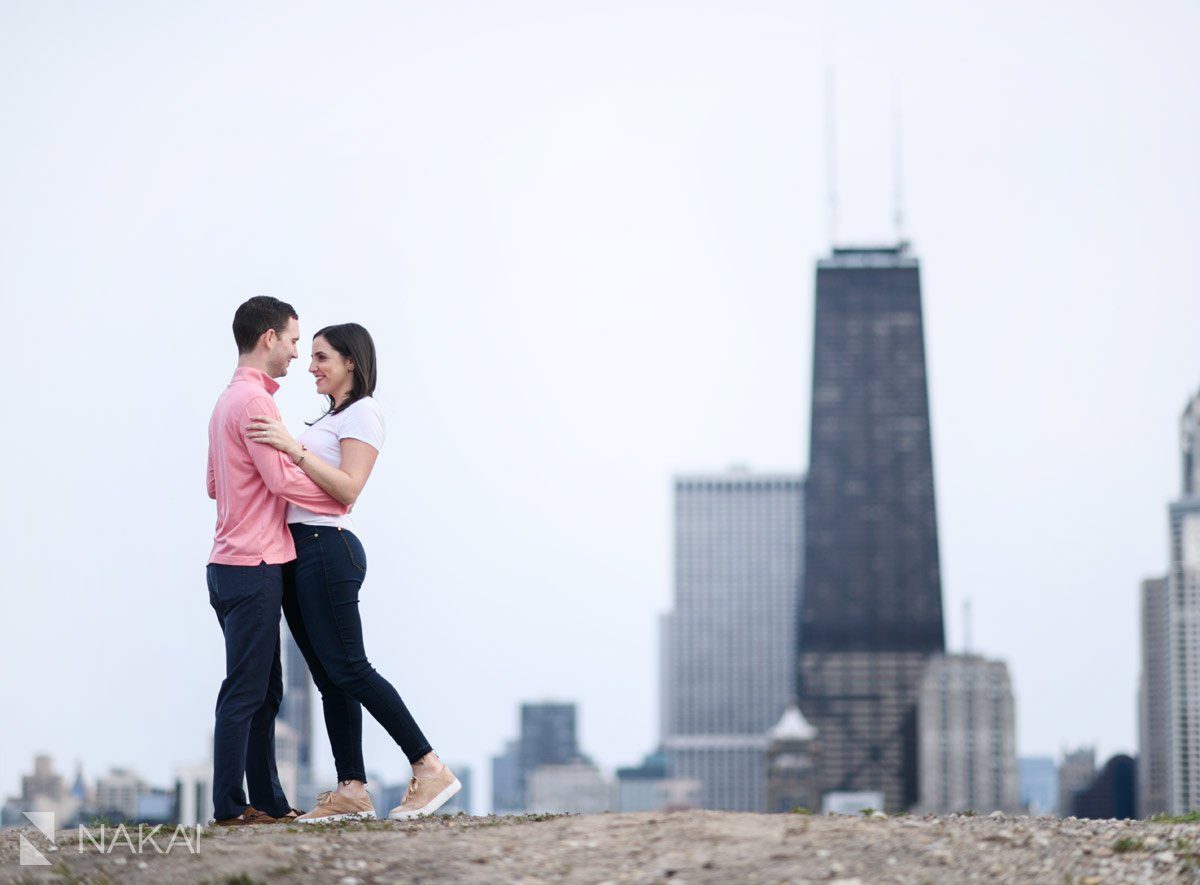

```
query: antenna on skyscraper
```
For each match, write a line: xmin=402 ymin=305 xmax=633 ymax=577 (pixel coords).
xmin=964 ymin=598 xmax=973 ymax=654
xmin=891 ymin=78 xmax=905 ymax=245
xmin=825 ymin=65 xmax=838 ymax=247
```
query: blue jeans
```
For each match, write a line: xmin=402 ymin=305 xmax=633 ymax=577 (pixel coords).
xmin=282 ymin=525 xmax=432 ymax=784
xmin=207 ymin=562 xmax=292 ymax=821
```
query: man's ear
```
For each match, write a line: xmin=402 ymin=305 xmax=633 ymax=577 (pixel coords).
xmin=261 ymin=327 xmax=278 ymax=350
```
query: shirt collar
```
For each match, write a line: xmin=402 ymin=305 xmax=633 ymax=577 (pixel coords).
xmin=231 ymin=366 xmax=280 ymax=395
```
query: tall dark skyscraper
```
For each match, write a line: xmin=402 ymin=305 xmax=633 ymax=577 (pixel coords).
xmin=798 ymin=243 xmax=945 ymax=811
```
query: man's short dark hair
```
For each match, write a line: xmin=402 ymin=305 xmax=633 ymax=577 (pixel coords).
xmin=232 ymin=296 xmax=298 ymax=354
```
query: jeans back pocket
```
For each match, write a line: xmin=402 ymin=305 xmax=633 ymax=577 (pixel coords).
xmin=339 ymin=530 xmax=367 ymax=574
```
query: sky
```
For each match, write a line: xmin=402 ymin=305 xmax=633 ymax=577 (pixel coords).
xmin=2 ymin=1 xmax=1198 ymax=814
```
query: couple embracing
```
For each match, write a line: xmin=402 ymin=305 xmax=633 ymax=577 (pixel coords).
xmin=205 ymin=295 xmax=460 ymax=826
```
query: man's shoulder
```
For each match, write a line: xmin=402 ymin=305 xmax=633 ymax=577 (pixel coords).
xmin=213 ymin=380 xmax=278 ymax=421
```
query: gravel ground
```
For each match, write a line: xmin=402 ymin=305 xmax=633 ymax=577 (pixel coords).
xmin=2 ymin=810 xmax=1199 ymax=883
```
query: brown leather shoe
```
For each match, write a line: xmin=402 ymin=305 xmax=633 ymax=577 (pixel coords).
xmin=212 ymin=806 xmax=278 ymax=826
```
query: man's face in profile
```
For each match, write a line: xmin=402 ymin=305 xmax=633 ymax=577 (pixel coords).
xmin=266 ymin=316 xmax=300 ymax=378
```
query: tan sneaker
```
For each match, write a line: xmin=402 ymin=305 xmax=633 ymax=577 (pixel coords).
xmin=295 ymin=790 xmax=376 ymax=824
xmin=212 ymin=806 xmax=277 ymax=826
xmin=388 ymin=766 xmax=461 ymax=820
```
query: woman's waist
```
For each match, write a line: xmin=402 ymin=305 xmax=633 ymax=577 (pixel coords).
xmin=287 ymin=521 xmax=359 ymax=539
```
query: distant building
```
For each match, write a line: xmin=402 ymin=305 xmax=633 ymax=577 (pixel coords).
xmin=1018 ymin=757 xmax=1058 ymax=816
xmin=22 ymin=755 xmax=66 ymax=803
xmin=279 ymin=631 xmax=313 ymax=799
xmin=1058 ymin=747 xmax=1096 ymax=817
xmin=765 ymin=705 xmax=819 ymax=813
xmin=526 ymin=762 xmax=612 ymax=814
xmin=173 ymin=763 xmax=213 ymax=827
xmin=662 ymin=471 xmax=805 ymax=812
xmin=1167 ymin=388 xmax=1200 ymax=815
xmin=916 ymin=655 xmax=1019 ymax=814
xmin=1 ymin=755 xmax=82 ymax=829
xmin=520 ymin=703 xmax=582 ymax=777
xmin=822 ymin=791 xmax=884 ymax=815
xmin=69 ymin=763 xmax=89 ymax=807
xmin=273 ymin=721 xmax=300 ymax=808
xmin=615 ymin=750 xmax=700 ymax=813
xmin=1139 ymin=575 xmax=1170 ymax=818
xmin=135 ymin=788 xmax=175 ymax=824
xmin=799 ymin=244 xmax=946 ymax=813
xmin=1073 ymin=755 xmax=1137 ymax=820
xmin=377 ymin=781 xmax=406 ymax=818
xmin=491 ymin=739 xmax=523 ymax=814
xmin=95 ymin=768 xmax=144 ymax=821
xmin=490 ymin=701 xmax=592 ymax=813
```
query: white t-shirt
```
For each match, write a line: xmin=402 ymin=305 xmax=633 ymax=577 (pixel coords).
xmin=286 ymin=396 xmax=386 ymax=531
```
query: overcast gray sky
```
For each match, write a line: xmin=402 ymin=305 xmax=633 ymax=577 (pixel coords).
xmin=2 ymin=1 xmax=1198 ymax=813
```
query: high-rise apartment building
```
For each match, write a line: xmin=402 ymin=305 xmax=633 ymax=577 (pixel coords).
xmin=1058 ymin=747 xmax=1096 ymax=817
xmin=490 ymin=702 xmax=586 ymax=813
xmin=661 ymin=471 xmax=805 ymax=811
xmin=95 ymin=768 xmax=145 ymax=821
xmin=174 ymin=763 xmax=213 ymax=827
xmin=798 ymin=244 xmax=945 ymax=811
xmin=279 ymin=631 xmax=314 ymax=797
xmin=491 ymin=739 xmax=523 ymax=814
xmin=1167 ymin=388 xmax=1200 ymax=814
xmin=916 ymin=655 xmax=1019 ymax=814
xmin=1 ymin=755 xmax=82 ymax=828
xmin=1139 ymin=575 xmax=1170 ymax=817
xmin=519 ymin=702 xmax=581 ymax=778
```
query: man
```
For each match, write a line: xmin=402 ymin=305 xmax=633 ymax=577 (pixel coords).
xmin=205 ymin=296 xmax=347 ymax=826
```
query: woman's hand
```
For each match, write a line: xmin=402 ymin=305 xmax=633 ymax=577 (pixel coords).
xmin=247 ymin=415 xmax=302 ymax=461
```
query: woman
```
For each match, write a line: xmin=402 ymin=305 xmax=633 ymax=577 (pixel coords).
xmin=247 ymin=322 xmax=460 ymax=823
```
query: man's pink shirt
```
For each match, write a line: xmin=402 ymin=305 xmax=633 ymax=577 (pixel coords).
xmin=207 ymin=367 xmax=347 ymax=565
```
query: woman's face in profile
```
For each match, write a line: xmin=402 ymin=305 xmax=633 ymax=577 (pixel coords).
xmin=309 ymin=335 xmax=353 ymax=400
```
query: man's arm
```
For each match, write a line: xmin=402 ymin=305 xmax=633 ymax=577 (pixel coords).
xmin=242 ymin=399 xmax=348 ymax=516
xmin=207 ymin=446 xmax=217 ymax=500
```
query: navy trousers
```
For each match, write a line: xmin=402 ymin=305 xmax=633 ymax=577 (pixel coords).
xmin=282 ymin=525 xmax=432 ymax=784
xmin=207 ymin=562 xmax=292 ymax=821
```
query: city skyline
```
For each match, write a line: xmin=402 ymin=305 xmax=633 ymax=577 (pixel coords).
xmin=3 ymin=1 xmax=1198 ymax=810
